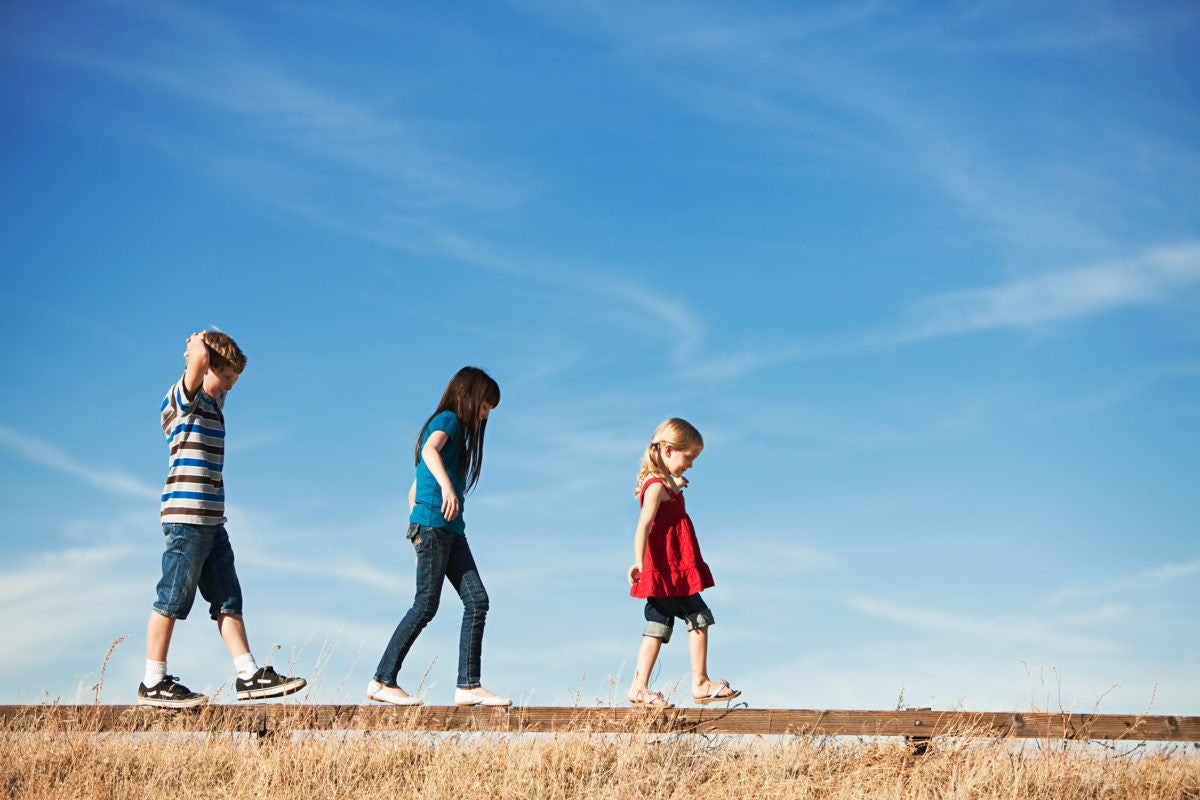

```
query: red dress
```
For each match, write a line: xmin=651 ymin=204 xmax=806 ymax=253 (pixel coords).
xmin=630 ymin=477 xmax=715 ymax=599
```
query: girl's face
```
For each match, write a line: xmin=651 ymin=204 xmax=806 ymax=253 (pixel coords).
xmin=479 ymin=403 xmax=494 ymax=421
xmin=662 ymin=444 xmax=701 ymax=477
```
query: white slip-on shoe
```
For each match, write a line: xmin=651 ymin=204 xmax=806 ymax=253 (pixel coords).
xmin=454 ymin=687 xmax=512 ymax=707
xmin=367 ymin=680 xmax=423 ymax=706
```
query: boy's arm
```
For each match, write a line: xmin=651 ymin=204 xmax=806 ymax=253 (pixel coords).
xmin=628 ymin=482 xmax=666 ymax=586
xmin=181 ymin=332 xmax=210 ymax=398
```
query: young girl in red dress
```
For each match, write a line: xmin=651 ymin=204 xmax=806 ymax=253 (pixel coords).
xmin=626 ymin=418 xmax=742 ymax=707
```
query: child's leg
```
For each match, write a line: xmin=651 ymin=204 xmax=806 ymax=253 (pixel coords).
xmin=686 ymin=625 xmax=740 ymax=702
xmin=218 ymin=611 xmax=307 ymax=700
xmin=216 ymin=613 xmax=252 ymax=660
xmin=443 ymin=535 xmax=489 ymax=690
xmin=629 ymin=598 xmax=674 ymax=703
xmin=442 ymin=536 xmax=507 ymax=705
xmin=146 ymin=611 xmax=175 ymax=663
xmin=148 ymin=522 xmax=215 ymax=669
xmin=374 ymin=525 xmax=453 ymax=687
xmin=197 ymin=527 xmax=250 ymax=661
xmin=687 ymin=626 xmax=712 ymax=694
xmin=139 ymin=610 xmax=206 ymax=706
xmin=628 ymin=634 xmax=663 ymax=701
xmin=679 ymin=595 xmax=738 ymax=702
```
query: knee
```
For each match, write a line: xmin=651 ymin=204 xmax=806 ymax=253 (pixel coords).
xmin=410 ymin=596 xmax=441 ymax=625
xmin=463 ymin=590 xmax=489 ymax=617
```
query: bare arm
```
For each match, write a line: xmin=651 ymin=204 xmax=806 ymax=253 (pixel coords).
xmin=421 ymin=430 xmax=460 ymax=521
xmin=181 ymin=332 xmax=210 ymax=398
xmin=628 ymin=481 xmax=666 ymax=586
xmin=408 ymin=479 xmax=417 ymax=512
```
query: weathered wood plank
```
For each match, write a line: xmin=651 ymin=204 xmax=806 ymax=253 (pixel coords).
xmin=1 ymin=705 xmax=1197 ymax=742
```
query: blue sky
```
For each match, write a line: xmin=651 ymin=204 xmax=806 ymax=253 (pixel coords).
xmin=1 ymin=0 xmax=1197 ymax=714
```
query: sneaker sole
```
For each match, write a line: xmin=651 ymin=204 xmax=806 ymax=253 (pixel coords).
xmin=137 ymin=696 xmax=207 ymax=709
xmin=236 ymin=677 xmax=307 ymax=701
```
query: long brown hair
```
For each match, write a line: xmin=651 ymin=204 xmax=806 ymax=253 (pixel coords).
xmin=415 ymin=366 xmax=501 ymax=493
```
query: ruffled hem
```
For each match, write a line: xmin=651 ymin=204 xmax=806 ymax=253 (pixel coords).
xmin=630 ymin=565 xmax=714 ymax=599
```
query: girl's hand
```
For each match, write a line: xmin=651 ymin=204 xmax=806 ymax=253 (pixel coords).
xmin=627 ymin=562 xmax=643 ymax=586
xmin=440 ymin=483 xmax=461 ymax=521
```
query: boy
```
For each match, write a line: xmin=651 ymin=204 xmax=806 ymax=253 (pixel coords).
xmin=138 ymin=330 xmax=306 ymax=708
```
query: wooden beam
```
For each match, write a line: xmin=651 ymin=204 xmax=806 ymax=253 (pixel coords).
xmin=3 ymin=705 xmax=1197 ymax=741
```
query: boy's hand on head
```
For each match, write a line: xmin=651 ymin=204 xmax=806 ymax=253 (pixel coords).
xmin=184 ymin=332 xmax=210 ymax=364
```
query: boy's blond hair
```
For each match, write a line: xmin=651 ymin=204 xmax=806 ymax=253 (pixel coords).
xmin=203 ymin=331 xmax=247 ymax=373
xmin=634 ymin=417 xmax=704 ymax=495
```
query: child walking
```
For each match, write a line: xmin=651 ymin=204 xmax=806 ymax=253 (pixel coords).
xmin=369 ymin=366 xmax=510 ymax=707
xmin=627 ymin=418 xmax=741 ymax=707
xmin=140 ymin=331 xmax=307 ymax=708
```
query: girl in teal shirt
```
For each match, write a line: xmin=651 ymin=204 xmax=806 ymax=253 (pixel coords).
xmin=369 ymin=366 xmax=510 ymax=707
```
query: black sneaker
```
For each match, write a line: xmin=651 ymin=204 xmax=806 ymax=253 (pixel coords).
xmin=235 ymin=666 xmax=307 ymax=701
xmin=137 ymin=675 xmax=208 ymax=709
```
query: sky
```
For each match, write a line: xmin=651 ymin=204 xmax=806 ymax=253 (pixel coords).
xmin=1 ymin=0 xmax=1197 ymax=716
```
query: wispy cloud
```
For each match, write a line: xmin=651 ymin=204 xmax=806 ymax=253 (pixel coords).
xmin=22 ymin=3 xmax=709 ymax=359
xmin=895 ymin=241 xmax=1200 ymax=342
xmin=530 ymin=2 xmax=1197 ymax=260
xmin=0 ymin=544 xmax=146 ymax=669
xmin=928 ymin=3 xmax=1200 ymax=53
xmin=848 ymin=594 xmax=1118 ymax=652
xmin=239 ymin=549 xmax=401 ymax=595
xmin=0 ymin=424 xmax=157 ymax=499
xmin=711 ymin=539 xmax=841 ymax=580
xmin=417 ymin=228 xmax=706 ymax=360
xmin=1050 ymin=559 xmax=1200 ymax=606
xmin=42 ymin=30 xmax=514 ymax=213
xmin=684 ymin=240 xmax=1200 ymax=381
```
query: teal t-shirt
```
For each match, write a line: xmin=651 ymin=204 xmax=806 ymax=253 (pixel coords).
xmin=409 ymin=410 xmax=467 ymax=534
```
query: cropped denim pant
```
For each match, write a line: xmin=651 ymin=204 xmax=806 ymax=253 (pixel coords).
xmin=374 ymin=524 xmax=490 ymax=689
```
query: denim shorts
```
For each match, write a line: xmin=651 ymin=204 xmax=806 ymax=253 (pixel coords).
xmin=153 ymin=523 xmax=244 ymax=621
xmin=642 ymin=594 xmax=714 ymax=644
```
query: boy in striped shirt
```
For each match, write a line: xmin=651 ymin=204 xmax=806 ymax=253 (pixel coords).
xmin=139 ymin=330 xmax=306 ymax=708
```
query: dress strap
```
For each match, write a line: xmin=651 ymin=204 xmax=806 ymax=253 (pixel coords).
xmin=639 ymin=476 xmax=679 ymax=503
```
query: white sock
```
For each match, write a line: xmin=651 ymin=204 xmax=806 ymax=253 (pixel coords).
xmin=234 ymin=653 xmax=259 ymax=680
xmin=144 ymin=660 xmax=167 ymax=687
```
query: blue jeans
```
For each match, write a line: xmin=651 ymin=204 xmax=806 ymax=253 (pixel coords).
xmin=153 ymin=523 xmax=244 ymax=621
xmin=374 ymin=524 xmax=490 ymax=689
xmin=643 ymin=594 xmax=714 ymax=644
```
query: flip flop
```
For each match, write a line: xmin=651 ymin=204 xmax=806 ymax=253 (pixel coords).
xmin=628 ymin=690 xmax=674 ymax=708
xmin=694 ymin=680 xmax=741 ymax=705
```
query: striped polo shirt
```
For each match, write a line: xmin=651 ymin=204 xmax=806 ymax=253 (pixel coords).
xmin=160 ymin=377 xmax=228 ymax=525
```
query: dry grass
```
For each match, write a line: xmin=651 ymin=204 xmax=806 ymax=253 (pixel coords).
xmin=7 ymin=648 xmax=1195 ymax=798
xmin=4 ymin=711 xmax=1198 ymax=800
